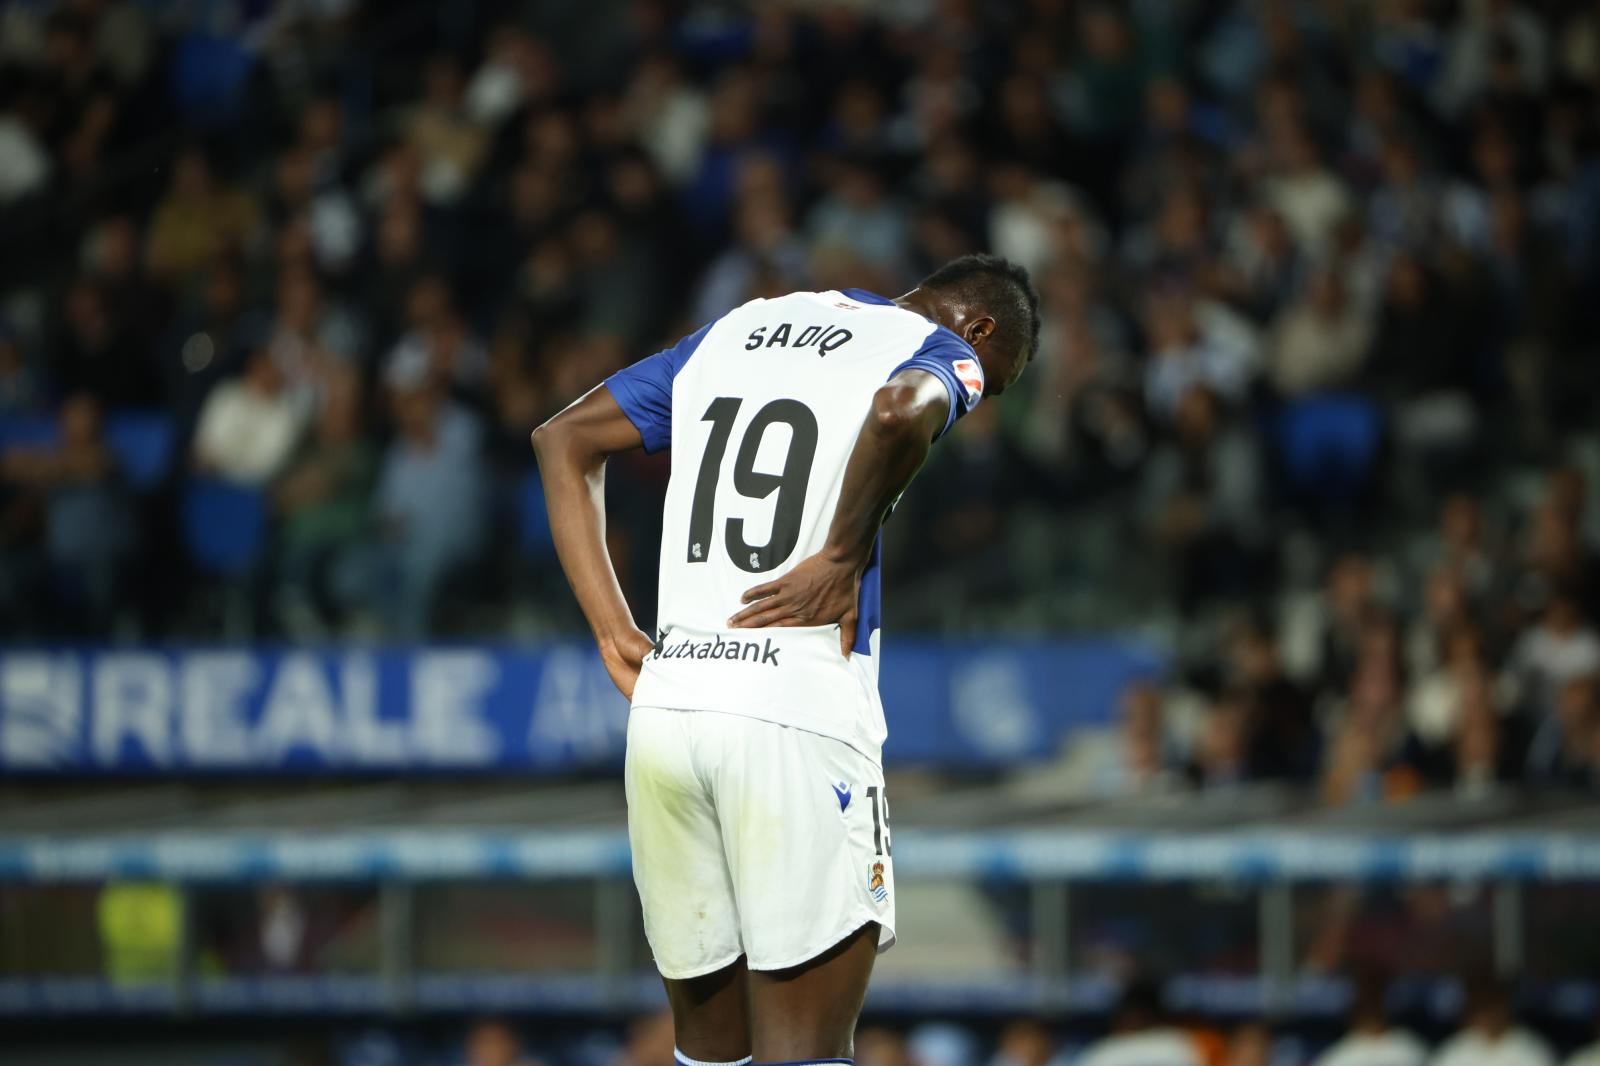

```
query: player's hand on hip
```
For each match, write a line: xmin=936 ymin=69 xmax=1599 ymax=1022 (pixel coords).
xmin=598 ymin=625 xmax=655 ymax=699
xmin=729 ymin=551 xmax=861 ymax=658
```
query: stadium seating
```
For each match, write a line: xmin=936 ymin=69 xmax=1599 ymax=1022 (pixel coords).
xmin=103 ymin=412 xmax=177 ymax=493
xmin=0 ymin=414 xmax=58 ymax=453
xmin=181 ymin=477 xmax=267 ymax=578
xmin=0 ymin=411 xmax=177 ymax=492
xmin=1273 ymin=394 xmax=1384 ymax=503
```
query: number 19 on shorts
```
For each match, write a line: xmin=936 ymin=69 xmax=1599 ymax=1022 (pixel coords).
xmin=867 ymin=784 xmax=891 ymax=856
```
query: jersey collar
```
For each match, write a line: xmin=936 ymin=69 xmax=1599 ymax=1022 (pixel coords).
xmin=839 ymin=287 xmax=895 ymax=306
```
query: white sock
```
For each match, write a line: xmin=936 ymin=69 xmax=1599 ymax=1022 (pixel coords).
xmin=674 ymin=1050 xmax=752 ymax=1066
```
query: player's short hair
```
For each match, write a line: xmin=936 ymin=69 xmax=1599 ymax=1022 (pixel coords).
xmin=918 ymin=254 xmax=1041 ymax=364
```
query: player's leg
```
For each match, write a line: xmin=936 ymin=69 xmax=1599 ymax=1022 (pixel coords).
xmin=625 ymin=706 xmax=753 ymax=1063
xmin=712 ymin=717 xmax=897 ymax=1062
xmin=663 ymin=957 xmax=752 ymax=1064
xmin=747 ymin=921 xmax=878 ymax=1062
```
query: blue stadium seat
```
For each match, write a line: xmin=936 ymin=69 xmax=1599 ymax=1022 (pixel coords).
xmin=1275 ymin=394 xmax=1384 ymax=500
xmin=0 ymin=415 xmax=59 ymax=453
xmin=182 ymin=478 xmax=267 ymax=578
xmin=517 ymin=471 xmax=556 ymax=559
xmin=104 ymin=412 xmax=177 ymax=492
xmin=170 ymin=32 xmax=255 ymax=122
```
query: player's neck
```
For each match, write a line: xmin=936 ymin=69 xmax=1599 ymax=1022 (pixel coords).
xmin=891 ymin=287 xmax=947 ymax=330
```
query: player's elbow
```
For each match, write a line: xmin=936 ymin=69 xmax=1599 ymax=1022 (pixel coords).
xmin=530 ymin=415 xmax=567 ymax=462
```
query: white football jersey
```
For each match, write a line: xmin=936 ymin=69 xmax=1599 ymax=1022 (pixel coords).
xmin=604 ymin=288 xmax=984 ymax=762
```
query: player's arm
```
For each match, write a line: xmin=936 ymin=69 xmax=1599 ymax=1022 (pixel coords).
xmin=729 ymin=368 xmax=950 ymax=655
xmin=531 ymin=386 xmax=655 ymax=698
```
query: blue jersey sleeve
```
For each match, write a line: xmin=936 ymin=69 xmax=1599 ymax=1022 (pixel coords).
xmin=891 ymin=326 xmax=985 ymax=439
xmin=602 ymin=320 xmax=714 ymax=453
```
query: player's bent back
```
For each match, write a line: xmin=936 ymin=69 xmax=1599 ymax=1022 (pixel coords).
xmin=606 ymin=288 xmax=983 ymax=762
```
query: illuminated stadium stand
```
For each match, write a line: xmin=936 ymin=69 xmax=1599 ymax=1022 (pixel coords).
xmin=4 ymin=805 xmax=1600 ymax=1019
xmin=4 ymin=644 xmax=1598 ymax=1020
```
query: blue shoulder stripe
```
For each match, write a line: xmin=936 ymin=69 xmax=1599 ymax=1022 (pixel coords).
xmin=889 ymin=325 xmax=982 ymax=440
xmin=603 ymin=319 xmax=715 ymax=453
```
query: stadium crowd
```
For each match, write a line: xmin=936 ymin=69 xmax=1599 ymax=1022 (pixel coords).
xmin=1 ymin=0 xmax=1600 ymax=804
xmin=276 ymin=974 xmax=1600 ymax=1066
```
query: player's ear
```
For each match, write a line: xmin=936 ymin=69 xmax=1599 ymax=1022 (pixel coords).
xmin=963 ymin=315 xmax=996 ymax=349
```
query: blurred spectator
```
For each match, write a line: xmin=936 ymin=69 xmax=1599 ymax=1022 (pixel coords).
xmin=1139 ymin=385 xmax=1263 ymax=612
xmin=267 ymin=264 xmax=364 ymax=400
xmin=1221 ymin=204 xmax=1302 ymax=323
xmin=1407 ymin=623 xmax=1502 ymax=763
xmin=1316 ymin=553 xmax=1383 ymax=693
xmin=610 ymin=1010 xmax=674 ymax=1066
xmin=993 ymin=169 xmax=1094 ymax=281
xmin=50 ymin=276 xmax=158 ymax=407
xmin=857 ymin=1026 xmax=914 ymax=1066
xmin=1525 ymin=675 xmax=1600 ymax=788
xmin=1190 ymin=689 xmax=1252 ymax=791
xmin=896 ymin=399 xmax=1041 ymax=611
xmin=1368 ymin=138 xmax=1442 ymax=254
xmin=1423 ymin=494 xmax=1501 ymax=602
xmin=1437 ymin=0 xmax=1550 ymax=118
xmin=1264 ymin=124 xmax=1351 ymax=255
xmin=1227 ymin=620 xmax=1319 ymax=781
xmin=95 ymin=881 xmax=181 ymax=985
xmin=408 ymin=54 xmax=488 ymax=207
xmin=1313 ymin=970 xmax=1426 ymax=1066
xmin=1142 ymin=291 xmax=1257 ymax=422
xmin=83 ymin=214 xmax=169 ymax=375
xmin=914 ymin=1022 xmax=984 ymax=1066
xmin=0 ymin=82 xmax=51 ymax=203
xmin=807 ymin=158 xmax=908 ymax=276
xmin=1267 ymin=267 xmax=1373 ymax=397
xmin=621 ymin=51 xmax=709 ymax=185
xmin=988 ymin=1018 xmax=1068 ymax=1066
xmin=0 ymin=393 xmax=130 ymax=632
xmin=205 ymin=885 xmax=343 ymax=975
xmin=459 ymin=1018 xmax=543 ymax=1066
xmin=1509 ymin=594 xmax=1600 ymax=717
xmin=1429 ymin=976 xmax=1554 ymax=1066
xmin=1509 ymin=497 xmax=1600 ymax=617
xmin=160 ymin=257 xmax=254 ymax=416
xmin=272 ymin=366 xmax=374 ymax=635
xmin=1076 ymin=978 xmax=1201 ymax=1066
xmin=1405 ymin=567 xmax=1475 ymax=681
xmin=0 ymin=319 xmax=40 ymax=412
xmin=1058 ymin=680 xmax=1183 ymax=798
xmin=268 ymin=143 xmax=363 ymax=279
xmin=1019 ymin=259 xmax=1134 ymax=460
xmin=34 ymin=11 xmax=122 ymax=184
xmin=1364 ymin=254 xmax=1479 ymax=459
xmin=1224 ymin=1023 xmax=1272 ymax=1066
xmin=695 ymin=189 xmax=810 ymax=323
xmin=384 ymin=274 xmax=487 ymax=403
xmin=145 ymin=145 xmax=261 ymax=288
xmin=192 ymin=348 xmax=306 ymax=486
xmin=466 ymin=25 xmax=550 ymax=126
xmin=483 ymin=322 xmax=546 ymax=469
xmin=1454 ymin=689 xmax=1514 ymax=800
xmin=1322 ymin=658 xmax=1420 ymax=806
xmin=372 ymin=380 xmax=487 ymax=637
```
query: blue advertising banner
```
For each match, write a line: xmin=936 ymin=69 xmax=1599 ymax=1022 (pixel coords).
xmin=0 ymin=639 xmax=1163 ymax=773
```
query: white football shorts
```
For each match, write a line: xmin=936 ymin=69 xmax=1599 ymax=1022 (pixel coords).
xmin=624 ymin=705 xmax=897 ymax=979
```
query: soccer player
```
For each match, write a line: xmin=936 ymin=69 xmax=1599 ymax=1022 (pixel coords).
xmin=533 ymin=255 xmax=1038 ymax=1066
